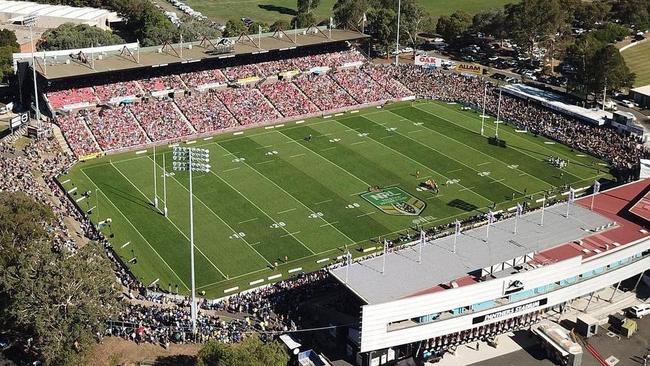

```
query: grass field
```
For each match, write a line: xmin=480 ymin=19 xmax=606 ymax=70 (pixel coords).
xmin=59 ymin=101 xmax=610 ymax=298
xmin=623 ymin=40 xmax=650 ymax=87
xmin=185 ymin=0 xmax=514 ymax=25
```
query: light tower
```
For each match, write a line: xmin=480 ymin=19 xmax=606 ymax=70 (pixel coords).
xmin=172 ymin=146 xmax=210 ymax=334
xmin=24 ymin=14 xmax=41 ymax=127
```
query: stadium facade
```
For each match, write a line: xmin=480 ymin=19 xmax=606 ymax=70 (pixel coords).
xmin=331 ymin=179 xmax=650 ymax=365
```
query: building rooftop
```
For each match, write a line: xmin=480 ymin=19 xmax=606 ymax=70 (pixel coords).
xmin=0 ymin=0 xmax=117 ymax=22
xmin=12 ymin=28 xmax=367 ymax=80
xmin=632 ymin=85 xmax=650 ymax=97
xmin=331 ymin=180 xmax=650 ymax=305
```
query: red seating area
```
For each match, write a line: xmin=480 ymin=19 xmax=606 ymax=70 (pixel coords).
xmin=259 ymin=81 xmax=320 ymax=117
xmin=330 ymin=68 xmax=393 ymax=104
xmin=216 ymin=87 xmax=281 ymax=125
xmin=293 ymin=73 xmax=357 ymax=111
xmin=47 ymin=87 xmax=97 ymax=109
xmin=93 ymin=81 xmax=142 ymax=102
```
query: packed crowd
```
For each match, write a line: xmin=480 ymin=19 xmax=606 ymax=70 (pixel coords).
xmin=57 ymin=111 xmax=100 ymax=157
xmin=93 ymin=81 xmax=142 ymax=102
xmin=216 ymin=86 xmax=281 ymax=126
xmin=331 ymin=68 xmax=394 ymax=104
xmin=389 ymin=65 xmax=649 ymax=178
xmin=179 ymin=69 xmax=228 ymax=89
xmin=258 ymin=80 xmax=319 ymax=118
xmin=175 ymin=93 xmax=238 ymax=133
xmin=129 ymin=99 xmax=195 ymax=142
xmin=293 ymin=72 xmax=358 ymax=111
xmin=138 ymin=75 xmax=185 ymax=93
xmin=85 ymin=107 xmax=149 ymax=151
xmin=46 ymin=87 xmax=97 ymax=109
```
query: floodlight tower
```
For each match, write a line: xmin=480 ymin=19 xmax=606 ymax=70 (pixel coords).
xmin=172 ymin=146 xmax=210 ymax=334
xmin=24 ymin=14 xmax=41 ymax=126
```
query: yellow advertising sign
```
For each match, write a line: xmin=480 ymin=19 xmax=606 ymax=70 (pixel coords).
xmin=455 ymin=63 xmax=483 ymax=75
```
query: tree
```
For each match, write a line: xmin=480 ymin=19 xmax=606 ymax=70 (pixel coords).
xmin=178 ymin=19 xmax=221 ymax=42
xmin=436 ymin=11 xmax=471 ymax=42
xmin=565 ymin=35 xmax=635 ymax=99
xmin=197 ymin=336 xmax=289 ymax=366
xmin=332 ymin=0 xmax=370 ymax=30
xmin=292 ymin=12 xmax=317 ymax=28
xmin=269 ymin=19 xmax=291 ymax=32
xmin=0 ymin=192 xmax=121 ymax=366
xmin=37 ymin=23 xmax=124 ymax=50
xmin=574 ymin=1 xmax=611 ymax=29
xmin=399 ymin=0 xmax=429 ymax=51
xmin=611 ymin=0 xmax=650 ymax=28
xmin=0 ymin=28 xmax=19 ymax=50
xmin=591 ymin=22 xmax=630 ymax=44
xmin=505 ymin=0 xmax=567 ymax=56
xmin=368 ymin=7 xmax=396 ymax=56
xmin=222 ymin=19 xmax=248 ymax=37
xmin=297 ymin=0 xmax=320 ymax=14
xmin=471 ymin=9 xmax=506 ymax=38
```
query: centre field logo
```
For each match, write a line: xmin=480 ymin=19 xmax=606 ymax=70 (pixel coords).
xmin=361 ymin=187 xmax=426 ymax=216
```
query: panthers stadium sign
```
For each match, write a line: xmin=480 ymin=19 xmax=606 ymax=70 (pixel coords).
xmin=361 ymin=187 xmax=426 ymax=216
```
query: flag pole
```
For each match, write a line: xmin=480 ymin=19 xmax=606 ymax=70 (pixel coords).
xmin=382 ymin=239 xmax=387 ymax=274
xmin=418 ymin=230 xmax=424 ymax=263
xmin=481 ymin=83 xmax=487 ymax=136
xmin=540 ymin=195 xmax=545 ymax=226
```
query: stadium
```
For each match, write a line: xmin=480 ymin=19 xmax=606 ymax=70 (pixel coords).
xmin=5 ymin=22 xmax=650 ymax=366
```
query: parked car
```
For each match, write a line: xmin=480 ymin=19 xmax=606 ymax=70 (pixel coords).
xmin=0 ymin=335 xmax=10 ymax=351
xmin=628 ymin=303 xmax=650 ymax=318
xmin=621 ymin=100 xmax=637 ymax=108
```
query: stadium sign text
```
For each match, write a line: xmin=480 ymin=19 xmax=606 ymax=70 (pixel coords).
xmin=472 ymin=298 xmax=548 ymax=324
xmin=455 ymin=63 xmax=483 ymax=75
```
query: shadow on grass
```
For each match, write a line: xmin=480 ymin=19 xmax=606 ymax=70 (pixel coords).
xmin=258 ymin=4 xmax=297 ymax=16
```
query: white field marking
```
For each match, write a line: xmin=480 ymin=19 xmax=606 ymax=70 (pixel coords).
xmin=408 ymin=129 xmax=424 ymax=134
xmin=544 ymin=141 xmax=555 ymax=145
xmin=323 ymin=115 xmax=332 ymax=119
xmin=224 ymin=287 xmax=239 ymax=293
xmin=561 ymin=191 xmax=570 ymax=196
xmin=321 ymin=147 xmax=337 ymax=152
xmin=233 ymin=131 xmax=244 ymax=135
xmin=314 ymin=199 xmax=332 ymax=205
xmin=507 ymin=206 xmax=517 ymax=212
xmin=316 ymin=258 xmax=329 ymax=263
xmin=356 ymin=212 xmax=377 ymax=218
xmin=335 ymin=113 xmax=344 ymax=117
xmin=276 ymin=124 xmax=285 ymax=128
xmin=277 ymin=208 xmax=297 ymax=214
xmin=268 ymin=274 xmax=282 ymax=280
xmin=289 ymin=153 xmax=306 ymax=158
xmin=535 ymin=198 xmax=547 ymax=203
xmin=250 ymin=241 xmax=261 ymax=246
xmin=87 ymin=206 xmax=96 ymax=212
xmin=186 ymin=140 xmax=196 ymax=145
xmin=212 ymin=143 xmax=357 ymax=247
xmin=68 ymin=187 xmax=78 ymax=193
xmin=75 ymin=196 xmax=86 ymax=203
xmin=319 ymin=221 xmax=338 ymax=227
xmin=204 ymin=136 xmax=213 ymax=141
xmin=490 ymin=178 xmax=506 ymax=184
xmin=380 ymin=135 xmax=395 ymax=139
xmin=384 ymin=111 xmax=548 ymax=192
xmin=576 ymin=154 xmax=586 ymax=157
xmin=335 ymin=119 xmax=494 ymax=204
xmin=350 ymin=141 xmax=367 ymax=145
xmin=265 ymin=126 xmax=275 ymax=130
xmin=80 ymin=169 xmax=190 ymax=291
xmin=249 ymin=279 xmax=264 ymax=285
xmin=121 ymin=241 xmax=131 ymax=248
xmin=363 ymin=246 xmax=376 ymax=253
xmin=519 ymin=173 xmax=527 ymax=176
xmin=414 ymin=103 xmax=580 ymax=170
xmin=256 ymin=145 xmax=274 ymax=149
xmin=579 ymin=186 xmax=590 ymax=191
xmin=111 ymin=161 xmax=228 ymax=278
xmin=296 ymin=120 xmax=305 ymax=124
xmin=280 ymin=231 xmax=301 ymax=238
xmin=598 ymin=163 xmax=608 ymax=166
xmin=61 ymin=179 xmax=70 ymax=184
xmin=350 ymin=110 xmax=359 ymax=114
xmin=288 ymin=267 xmax=303 ymax=273
xmin=477 ymin=161 xmax=491 ymax=166
xmin=447 ymin=169 xmax=462 ymax=174
xmin=256 ymin=160 xmax=275 ymax=165
xmin=238 ymin=217 xmax=258 ymax=224
xmin=222 ymin=167 xmax=241 ymax=173
xmin=459 ymin=186 xmax=476 ymax=192
xmin=206 ymin=167 xmax=315 ymax=255
xmin=515 ymin=130 xmax=527 ymax=133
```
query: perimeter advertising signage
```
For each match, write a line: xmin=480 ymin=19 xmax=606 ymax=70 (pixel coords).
xmin=414 ymin=55 xmax=442 ymax=68
xmin=454 ymin=63 xmax=483 ymax=75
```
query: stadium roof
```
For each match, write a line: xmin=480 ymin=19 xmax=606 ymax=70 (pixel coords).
xmin=331 ymin=181 xmax=650 ymax=304
xmin=632 ymin=85 xmax=650 ymax=97
xmin=15 ymin=27 xmax=367 ymax=80
xmin=501 ymin=83 xmax=612 ymax=126
xmin=0 ymin=0 xmax=117 ymax=22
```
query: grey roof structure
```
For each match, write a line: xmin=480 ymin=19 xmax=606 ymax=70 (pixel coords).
xmin=0 ymin=0 xmax=116 ymax=21
xmin=330 ymin=203 xmax=613 ymax=304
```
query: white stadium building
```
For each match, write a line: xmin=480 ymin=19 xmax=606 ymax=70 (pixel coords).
xmin=331 ymin=179 xmax=650 ymax=365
